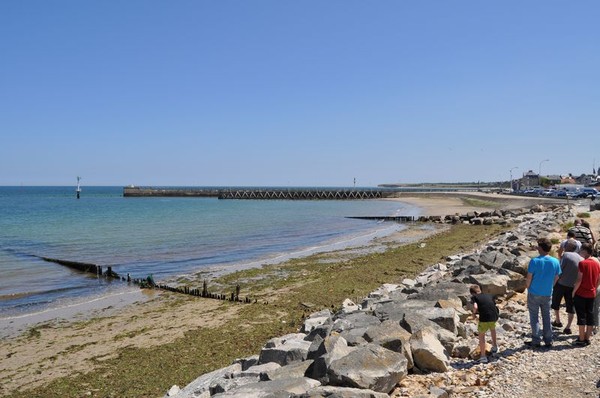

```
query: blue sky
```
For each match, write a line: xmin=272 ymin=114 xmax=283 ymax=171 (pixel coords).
xmin=1 ymin=1 xmax=599 ymax=186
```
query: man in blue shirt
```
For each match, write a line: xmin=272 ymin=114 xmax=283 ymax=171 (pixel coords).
xmin=525 ymin=237 xmax=561 ymax=347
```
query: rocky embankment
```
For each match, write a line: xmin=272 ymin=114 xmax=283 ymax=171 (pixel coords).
xmin=165 ymin=204 xmax=600 ymax=398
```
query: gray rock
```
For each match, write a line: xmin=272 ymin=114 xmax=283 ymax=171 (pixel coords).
xmin=167 ymin=363 xmax=242 ymax=398
xmin=232 ymin=355 xmax=260 ymax=371
xmin=339 ymin=329 xmax=368 ymax=346
xmin=414 ymin=307 xmax=459 ymax=335
xmin=340 ymin=298 xmax=360 ymax=314
xmin=259 ymin=333 xmax=312 ymax=366
xmin=373 ymin=299 xmax=436 ymax=322
xmin=479 ymin=250 xmax=510 ymax=270
xmin=294 ymin=385 xmax=389 ymax=397
xmin=410 ymin=282 xmax=471 ymax=305
xmin=468 ymin=273 xmax=510 ymax=296
xmin=259 ymin=360 xmax=314 ymax=381
xmin=409 ymin=327 xmax=449 ymax=373
xmin=166 ymin=385 xmax=180 ymax=397
xmin=209 ymin=376 xmax=258 ymax=395
xmin=435 ymin=299 xmax=470 ymax=322
xmin=332 ymin=312 xmax=381 ymax=332
xmin=507 ymin=277 xmax=527 ymax=293
xmin=238 ymin=362 xmax=281 ymax=378
xmin=304 ymin=322 xmax=333 ymax=342
xmin=303 ymin=314 xmax=332 ymax=333
xmin=429 ymin=386 xmax=449 ymax=398
xmin=211 ymin=377 xmax=321 ymax=398
xmin=399 ymin=312 xmax=457 ymax=352
xmin=327 ymin=343 xmax=408 ymax=393
xmin=306 ymin=334 xmax=354 ymax=382
xmin=501 ymin=256 xmax=529 ymax=275
xmin=363 ymin=320 xmax=413 ymax=369
xmin=451 ymin=340 xmax=472 ymax=358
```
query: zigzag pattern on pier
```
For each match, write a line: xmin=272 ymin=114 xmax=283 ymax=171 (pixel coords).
xmin=217 ymin=188 xmax=392 ymax=200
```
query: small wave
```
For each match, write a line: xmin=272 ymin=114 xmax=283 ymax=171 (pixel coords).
xmin=0 ymin=285 xmax=81 ymax=302
xmin=0 ymin=288 xmax=139 ymax=321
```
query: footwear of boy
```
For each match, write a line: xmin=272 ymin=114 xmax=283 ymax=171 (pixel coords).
xmin=490 ymin=346 xmax=498 ymax=354
xmin=524 ymin=341 xmax=541 ymax=348
xmin=563 ymin=328 xmax=572 ymax=335
xmin=551 ymin=321 xmax=563 ymax=328
xmin=476 ymin=356 xmax=488 ymax=363
xmin=572 ymin=339 xmax=588 ymax=346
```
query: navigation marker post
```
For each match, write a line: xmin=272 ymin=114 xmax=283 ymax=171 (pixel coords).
xmin=76 ymin=176 xmax=82 ymax=199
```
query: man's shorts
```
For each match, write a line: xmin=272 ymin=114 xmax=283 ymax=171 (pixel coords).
xmin=478 ymin=321 xmax=496 ymax=333
xmin=551 ymin=283 xmax=575 ymax=313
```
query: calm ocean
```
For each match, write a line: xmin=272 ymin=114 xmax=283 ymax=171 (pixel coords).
xmin=0 ymin=186 xmax=419 ymax=319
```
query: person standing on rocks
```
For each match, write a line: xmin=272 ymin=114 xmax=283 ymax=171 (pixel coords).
xmin=557 ymin=230 xmax=582 ymax=258
xmin=568 ymin=219 xmax=595 ymax=246
xmin=469 ymin=284 xmax=499 ymax=363
xmin=551 ymin=239 xmax=582 ymax=334
xmin=572 ymin=243 xmax=600 ymax=346
xmin=525 ymin=237 xmax=561 ymax=348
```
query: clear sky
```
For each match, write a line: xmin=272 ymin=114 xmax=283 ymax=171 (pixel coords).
xmin=1 ymin=1 xmax=599 ymax=187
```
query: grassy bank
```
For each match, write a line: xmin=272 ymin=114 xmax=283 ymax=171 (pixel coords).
xmin=8 ymin=223 xmax=506 ymax=398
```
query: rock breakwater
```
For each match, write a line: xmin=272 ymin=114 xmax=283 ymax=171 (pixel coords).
xmin=165 ymin=204 xmax=599 ymax=398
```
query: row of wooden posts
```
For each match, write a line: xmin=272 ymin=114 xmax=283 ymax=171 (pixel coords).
xmin=147 ymin=280 xmax=255 ymax=303
xmin=38 ymin=256 xmax=255 ymax=304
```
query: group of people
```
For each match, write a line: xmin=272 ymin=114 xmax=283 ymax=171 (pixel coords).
xmin=470 ymin=218 xmax=600 ymax=362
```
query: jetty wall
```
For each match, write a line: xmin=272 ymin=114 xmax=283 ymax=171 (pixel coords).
xmin=123 ymin=186 xmax=398 ymax=200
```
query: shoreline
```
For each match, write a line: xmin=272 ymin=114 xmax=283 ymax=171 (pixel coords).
xmin=0 ymin=208 xmax=414 ymax=339
xmin=0 ymin=194 xmax=571 ymax=396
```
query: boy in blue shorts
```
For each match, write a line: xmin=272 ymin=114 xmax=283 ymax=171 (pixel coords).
xmin=470 ymin=284 xmax=499 ymax=363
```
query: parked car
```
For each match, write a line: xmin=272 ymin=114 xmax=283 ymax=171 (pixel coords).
xmin=574 ymin=188 xmax=599 ymax=198
xmin=553 ymin=190 xmax=567 ymax=197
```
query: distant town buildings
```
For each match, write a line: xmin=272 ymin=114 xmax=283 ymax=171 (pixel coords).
xmin=518 ymin=169 xmax=600 ymax=188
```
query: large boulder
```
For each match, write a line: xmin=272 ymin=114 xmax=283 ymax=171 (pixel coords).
xmin=400 ymin=312 xmax=457 ymax=350
xmin=332 ymin=312 xmax=381 ymax=331
xmin=259 ymin=333 xmax=312 ymax=366
xmin=468 ymin=274 xmax=510 ymax=296
xmin=363 ymin=320 xmax=413 ymax=369
xmin=211 ymin=377 xmax=321 ymax=398
xmin=302 ymin=310 xmax=332 ymax=333
xmin=479 ymin=250 xmax=510 ymax=270
xmin=237 ymin=362 xmax=281 ymax=378
xmin=409 ymin=327 xmax=449 ymax=373
xmin=232 ymin=355 xmax=259 ymax=371
xmin=209 ymin=376 xmax=258 ymax=396
xmin=166 ymin=363 xmax=241 ymax=398
xmin=414 ymin=307 xmax=460 ymax=335
xmin=306 ymin=334 xmax=354 ymax=383
xmin=501 ymin=256 xmax=529 ymax=276
xmin=373 ymin=299 xmax=436 ymax=322
xmin=409 ymin=282 xmax=471 ymax=305
xmin=294 ymin=386 xmax=389 ymax=397
xmin=327 ymin=344 xmax=408 ymax=393
xmin=259 ymin=360 xmax=314 ymax=381
xmin=333 ymin=312 xmax=381 ymax=345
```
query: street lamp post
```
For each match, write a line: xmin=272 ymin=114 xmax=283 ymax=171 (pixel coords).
xmin=509 ymin=167 xmax=519 ymax=192
xmin=538 ymin=159 xmax=549 ymax=186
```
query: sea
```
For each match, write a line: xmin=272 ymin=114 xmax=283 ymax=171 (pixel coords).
xmin=0 ymin=186 xmax=420 ymax=332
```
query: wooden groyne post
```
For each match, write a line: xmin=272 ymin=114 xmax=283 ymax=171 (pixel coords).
xmin=38 ymin=255 xmax=257 ymax=304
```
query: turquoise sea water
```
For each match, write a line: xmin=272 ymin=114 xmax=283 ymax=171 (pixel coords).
xmin=0 ymin=186 xmax=419 ymax=318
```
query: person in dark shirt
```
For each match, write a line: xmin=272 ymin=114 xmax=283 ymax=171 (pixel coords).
xmin=470 ymin=284 xmax=499 ymax=363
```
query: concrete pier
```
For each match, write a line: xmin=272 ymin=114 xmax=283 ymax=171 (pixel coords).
xmin=123 ymin=186 xmax=397 ymax=200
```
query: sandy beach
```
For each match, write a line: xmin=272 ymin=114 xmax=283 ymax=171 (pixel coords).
xmin=0 ymin=193 xmax=582 ymax=397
